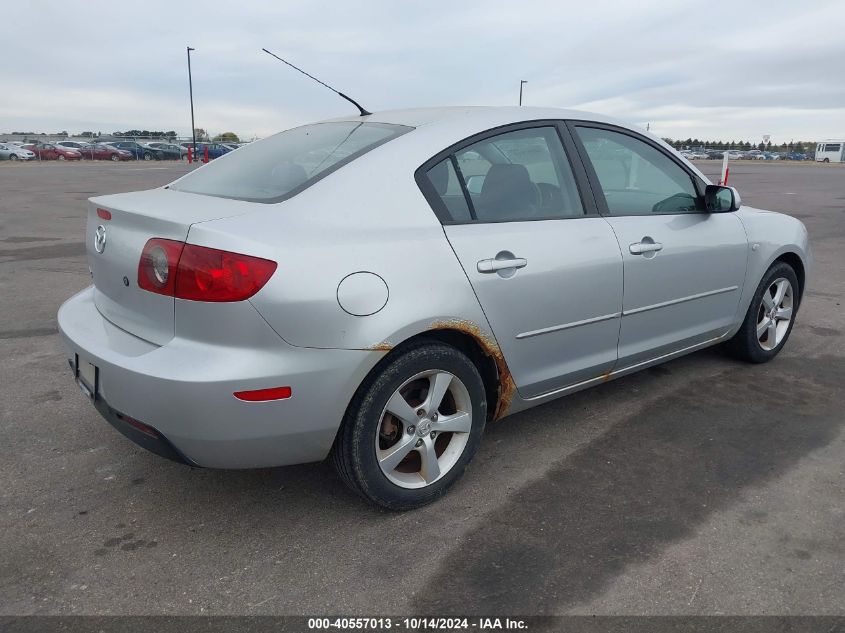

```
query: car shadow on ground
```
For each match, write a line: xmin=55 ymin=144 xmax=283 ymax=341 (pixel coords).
xmin=410 ymin=351 xmax=845 ymax=613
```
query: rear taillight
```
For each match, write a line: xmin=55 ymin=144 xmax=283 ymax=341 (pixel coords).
xmin=138 ymin=238 xmax=183 ymax=295
xmin=138 ymin=239 xmax=276 ymax=302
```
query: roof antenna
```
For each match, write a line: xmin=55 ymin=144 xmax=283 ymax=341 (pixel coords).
xmin=261 ymin=48 xmax=371 ymax=116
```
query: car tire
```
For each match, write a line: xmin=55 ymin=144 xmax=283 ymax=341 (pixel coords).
xmin=724 ymin=261 xmax=800 ymax=363
xmin=823 ymin=158 xmax=830 ymax=163
xmin=111 ymin=154 xmax=119 ymax=162
xmin=143 ymin=152 xmax=152 ymax=161
xmin=57 ymin=154 xmax=65 ymax=161
xmin=332 ymin=341 xmax=487 ymax=510
xmin=9 ymin=154 xmax=18 ymax=161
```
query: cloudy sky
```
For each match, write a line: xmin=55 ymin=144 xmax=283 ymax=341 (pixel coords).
xmin=3 ymin=0 xmax=844 ymax=142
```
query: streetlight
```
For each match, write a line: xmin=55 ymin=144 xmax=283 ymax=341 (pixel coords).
xmin=519 ymin=80 xmax=527 ymax=106
xmin=187 ymin=46 xmax=197 ymax=162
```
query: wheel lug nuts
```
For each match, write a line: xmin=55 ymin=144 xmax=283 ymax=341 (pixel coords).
xmin=416 ymin=408 xmax=425 ymax=417
xmin=430 ymin=431 xmax=436 ymax=439
xmin=431 ymin=413 xmax=438 ymax=421
xmin=415 ymin=439 xmax=423 ymax=447
xmin=407 ymin=425 xmax=415 ymax=435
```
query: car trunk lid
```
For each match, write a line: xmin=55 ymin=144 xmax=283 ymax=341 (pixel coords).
xmin=87 ymin=188 xmax=254 ymax=344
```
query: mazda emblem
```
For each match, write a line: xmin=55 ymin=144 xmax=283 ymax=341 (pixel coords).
xmin=94 ymin=225 xmax=107 ymax=254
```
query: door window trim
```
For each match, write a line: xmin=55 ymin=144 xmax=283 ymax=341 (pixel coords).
xmin=414 ymin=119 xmax=598 ymax=225
xmin=565 ymin=120 xmax=708 ymax=217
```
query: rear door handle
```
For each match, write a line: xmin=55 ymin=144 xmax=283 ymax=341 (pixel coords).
xmin=629 ymin=241 xmax=663 ymax=255
xmin=477 ymin=257 xmax=528 ymax=273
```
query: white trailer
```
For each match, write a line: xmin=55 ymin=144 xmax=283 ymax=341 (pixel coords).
xmin=815 ymin=140 xmax=845 ymax=163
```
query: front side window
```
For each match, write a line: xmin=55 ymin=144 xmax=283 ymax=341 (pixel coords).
xmin=576 ymin=126 xmax=701 ymax=215
xmin=170 ymin=121 xmax=411 ymax=203
xmin=422 ymin=126 xmax=584 ymax=223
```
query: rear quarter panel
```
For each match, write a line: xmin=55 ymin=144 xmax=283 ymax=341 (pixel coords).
xmin=184 ymin=140 xmax=498 ymax=354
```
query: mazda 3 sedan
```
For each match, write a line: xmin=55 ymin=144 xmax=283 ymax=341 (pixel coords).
xmin=58 ymin=107 xmax=810 ymax=509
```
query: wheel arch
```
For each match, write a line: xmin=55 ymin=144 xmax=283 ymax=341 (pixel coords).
xmin=346 ymin=325 xmax=514 ymax=424
xmin=773 ymin=251 xmax=805 ymax=299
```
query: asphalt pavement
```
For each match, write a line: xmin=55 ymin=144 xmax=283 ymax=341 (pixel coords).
xmin=0 ymin=160 xmax=842 ymax=615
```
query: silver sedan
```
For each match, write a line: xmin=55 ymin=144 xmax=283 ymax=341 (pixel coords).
xmin=0 ymin=142 xmax=35 ymax=160
xmin=58 ymin=107 xmax=810 ymax=509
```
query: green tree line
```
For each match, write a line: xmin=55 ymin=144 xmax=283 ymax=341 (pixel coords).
xmin=662 ymin=138 xmax=815 ymax=153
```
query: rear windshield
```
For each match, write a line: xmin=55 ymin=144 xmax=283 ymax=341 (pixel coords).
xmin=169 ymin=121 xmax=411 ymax=203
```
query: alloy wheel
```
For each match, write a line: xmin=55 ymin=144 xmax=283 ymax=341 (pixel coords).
xmin=756 ymin=277 xmax=793 ymax=351
xmin=375 ymin=370 xmax=473 ymax=489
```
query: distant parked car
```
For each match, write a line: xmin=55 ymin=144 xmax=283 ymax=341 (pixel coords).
xmin=0 ymin=142 xmax=36 ymax=161
xmin=22 ymin=143 xmax=82 ymax=160
xmin=80 ymin=143 xmax=133 ymax=161
xmin=686 ymin=151 xmax=708 ymax=160
xmin=108 ymin=141 xmax=165 ymax=160
xmin=194 ymin=142 xmax=233 ymax=160
xmin=147 ymin=142 xmax=187 ymax=156
xmin=56 ymin=140 xmax=93 ymax=153
xmin=143 ymin=142 xmax=183 ymax=160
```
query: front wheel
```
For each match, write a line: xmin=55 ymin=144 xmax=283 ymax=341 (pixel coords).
xmin=9 ymin=154 xmax=18 ymax=161
xmin=110 ymin=153 xmax=119 ymax=161
xmin=332 ymin=341 xmax=487 ymax=510
xmin=57 ymin=154 xmax=65 ymax=161
xmin=725 ymin=262 xmax=800 ymax=363
xmin=823 ymin=158 xmax=830 ymax=163
xmin=143 ymin=152 xmax=153 ymax=161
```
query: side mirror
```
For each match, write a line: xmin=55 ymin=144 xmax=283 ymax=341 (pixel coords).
xmin=704 ymin=184 xmax=741 ymax=212
xmin=465 ymin=174 xmax=485 ymax=195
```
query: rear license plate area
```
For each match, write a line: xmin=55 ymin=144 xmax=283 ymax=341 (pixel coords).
xmin=74 ymin=354 xmax=99 ymax=400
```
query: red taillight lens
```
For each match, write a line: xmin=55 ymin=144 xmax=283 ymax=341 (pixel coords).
xmin=175 ymin=244 xmax=277 ymax=302
xmin=97 ymin=208 xmax=112 ymax=220
xmin=138 ymin=238 xmax=184 ymax=295
xmin=137 ymin=239 xmax=276 ymax=302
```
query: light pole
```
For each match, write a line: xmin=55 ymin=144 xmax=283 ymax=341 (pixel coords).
xmin=187 ymin=46 xmax=196 ymax=161
xmin=519 ymin=80 xmax=527 ymax=106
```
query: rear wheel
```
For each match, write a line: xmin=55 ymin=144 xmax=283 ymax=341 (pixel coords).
xmin=143 ymin=152 xmax=153 ymax=161
xmin=110 ymin=153 xmax=120 ymax=161
xmin=725 ymin=261 xmax=799 ymax=363
xmin=332 ymin=341 xmax=487 ymax=510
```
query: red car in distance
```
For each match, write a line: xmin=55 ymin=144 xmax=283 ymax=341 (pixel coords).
xmin=22 ymin=143 xmax=82 ymax=161
xmin=80 ymin=144 xmax=133 ymax=161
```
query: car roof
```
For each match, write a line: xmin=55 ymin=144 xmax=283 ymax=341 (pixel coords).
xmin=319 ymin=105 xmax=711 ymax=186
xmin=324 ymin=106 xmax=624 ymax=130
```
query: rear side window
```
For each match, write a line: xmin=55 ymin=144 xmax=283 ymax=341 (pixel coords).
xmin=421 ymin=126 xmax=584 ymax=223
xmin=170 ymin=122 xmax=411 ymax=203
xmin=425 ymin=158 xmax=472 ymax=221
xmin=824 ymin=143 xmax=841 ymax=152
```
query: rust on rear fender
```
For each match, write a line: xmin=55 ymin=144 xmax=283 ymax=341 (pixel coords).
xmin=364 ymin=341 xmax=394 ymax=352
xmin=429 ymin=319 xmax=515 ymax=421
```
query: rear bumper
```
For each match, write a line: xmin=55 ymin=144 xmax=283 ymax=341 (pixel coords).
xmin=58 ymin=287 xmax=381 ymax=468
xmin=88 ymin=390 xmax=195 ymax=466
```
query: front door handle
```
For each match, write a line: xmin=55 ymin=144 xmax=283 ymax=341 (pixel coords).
xmin=629 ymin=241 xmax=663 ymax=255
xmin=477 ymin=257 xmax=527 ymax=273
